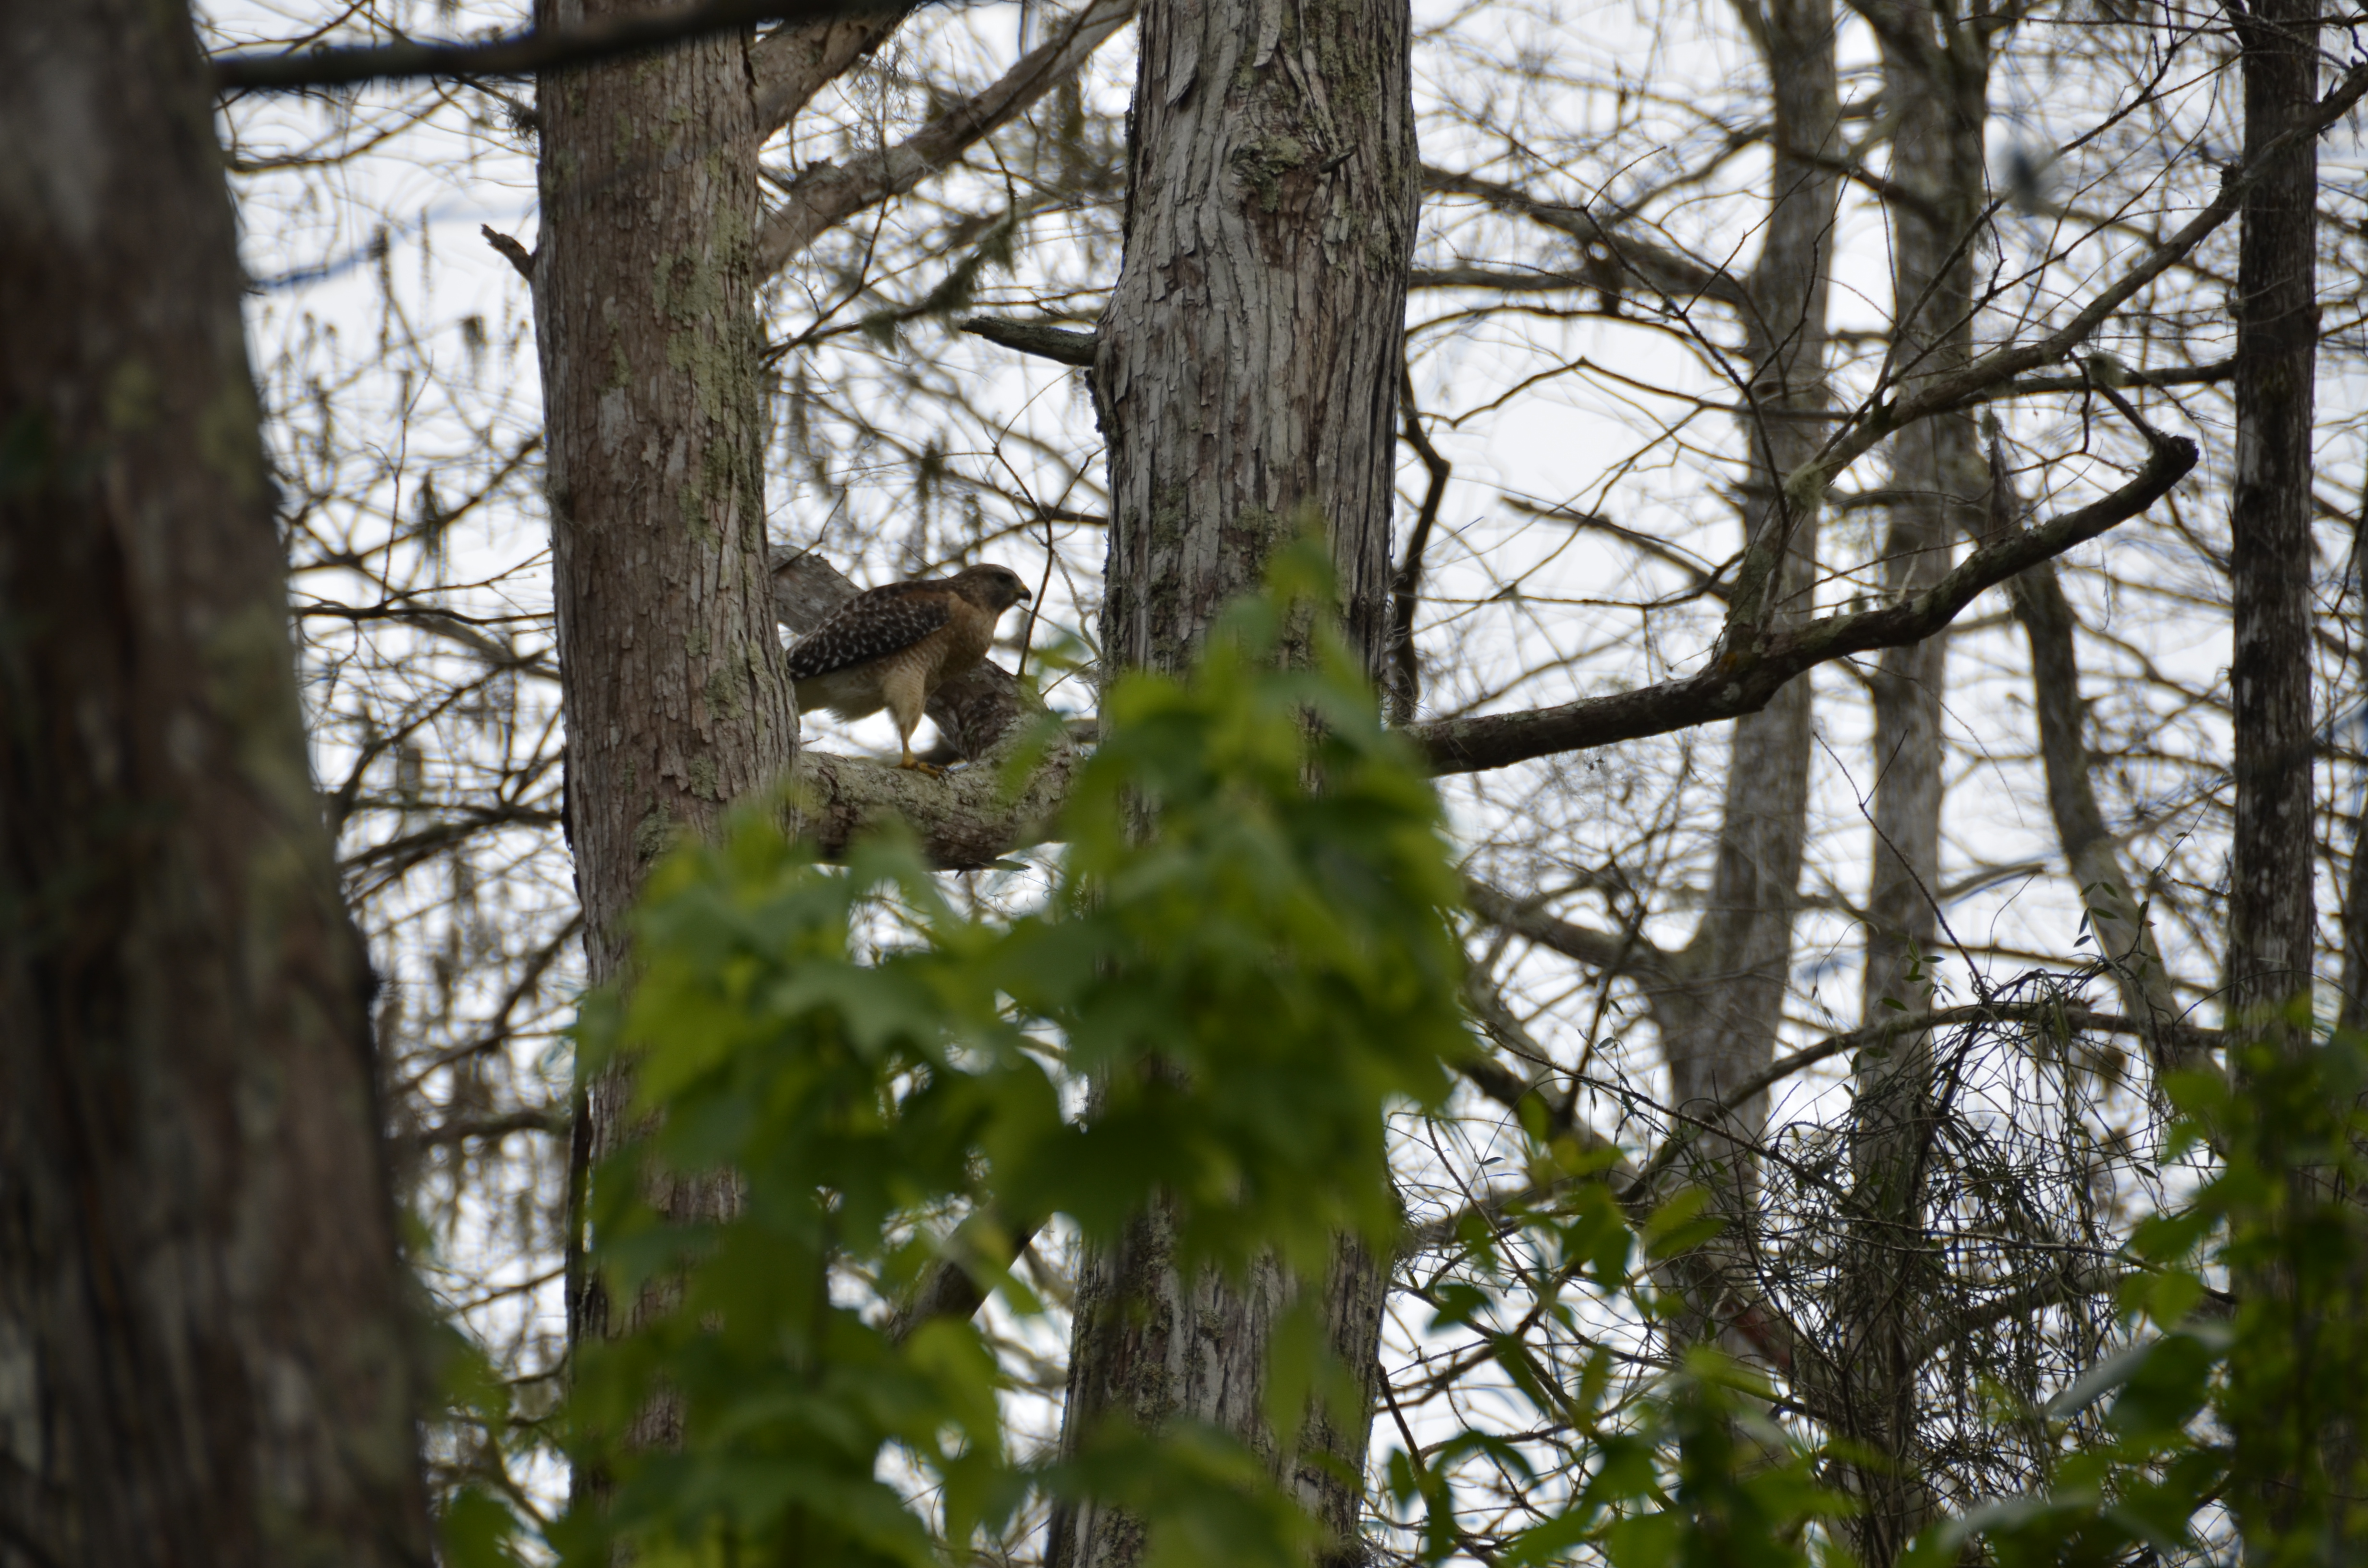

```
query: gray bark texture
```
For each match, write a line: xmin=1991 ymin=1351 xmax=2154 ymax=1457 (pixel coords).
xmin=531 ymin=0 xmax=797 ymax=1456
xmin=1050 ymin=0 xmax=1417 ymax=1556
xmin=2224 ymin=0 xmax=2318 ymax=1043
xmin=1093 ymin=0 xmax=1418 ymax=681
xmin=1656 ymin=0 xmax=1842 ymax=1192
xmin=534 ymin=0 xmax=798 ymax=988
xmin=0 ymin=2 xmax=432 ymax=1563
xmin=1837 ymin=0 xmax=1991 ymax=1556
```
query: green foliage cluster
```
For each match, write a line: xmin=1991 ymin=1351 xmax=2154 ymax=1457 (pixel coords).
xmin=549 ymin=543 xmax=1474 ymax=1566
xmin=435 ymin=552 xmax=2368 ymax=1568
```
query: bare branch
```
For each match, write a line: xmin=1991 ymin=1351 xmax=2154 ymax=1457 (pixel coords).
xmin=480 ymin=225 xmax=534 ymax=281
xmin=1418 ymin=164 xmax=1750 ymax=308
xmin=212 ymin=0 xmax=916 ymax=93
xmin=1463 ymin=877 xmax=1675 ymax=981
xmin=751 ymin=11 xmax=915 ymax=139
xmin=1410 ymin=431 xmax=2196 ymax=774
xmin=1786 ymin=61 xmax=2368 ymax=494
xmin=755 ymin=0 xmax=1138 ymax=277
xmin=961 ymin=315 xmax=1098 ymax=366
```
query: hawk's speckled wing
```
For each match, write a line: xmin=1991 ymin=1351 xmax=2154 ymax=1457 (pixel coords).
xmin=786 ymin=582 xmax=954 ymax=680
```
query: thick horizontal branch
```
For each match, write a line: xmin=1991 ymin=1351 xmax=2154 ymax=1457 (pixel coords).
xmin=1409 ymin=433 xmax=2195 ymax=774
xmin=212 ymin=0 xmax=917 ymax=91
xmin=961 ymin=315 xmax=1099 ymax=366
xmin=790 ymin=736 xmax=1081 ymax=868
xmin=1412 ymin=265 xmax=1614 ymax=294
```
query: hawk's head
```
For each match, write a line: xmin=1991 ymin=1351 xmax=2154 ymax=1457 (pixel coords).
xmin=949 ymin=563 xmax=1034 ymax=613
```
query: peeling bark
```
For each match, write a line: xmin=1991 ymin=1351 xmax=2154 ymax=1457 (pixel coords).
xmin=0 ymin=2 xmax=430 ymax=1560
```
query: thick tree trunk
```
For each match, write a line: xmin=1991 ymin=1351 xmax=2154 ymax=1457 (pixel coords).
xmin=2224 ymin=0 xmax=2318 ymax=1044
xmin=1837 ymin=5 xmax=1990 ymax=1557
xmin=535 ymin=2 xmax=797 ymax=988
xmin=532 ymin=0 xmax=798 ymax=1453
xmin=0 ymin=3 xmax=431 ymax=1563
xmin=1093 ymin=0 xmax=1416 ymax=681
xmin=1051 ymin=0 xmax=1416 ymax=1557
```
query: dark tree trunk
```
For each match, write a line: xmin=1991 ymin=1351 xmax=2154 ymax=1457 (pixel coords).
xmin=0 ymin=3 xmax=431 ymax=1563
xmin=1051 ymin=0 xmax=1416 ymax=1558
xmin=2222 ymin=0 xmax=2326 ymax=1554
xmin=2225 ymin=0 xmax=2318 ymax=1044
xmin=531 ymin=0 xmax=798 ymax=1457
xmin=2342 ymin=466 xmax=2368 ymax=1034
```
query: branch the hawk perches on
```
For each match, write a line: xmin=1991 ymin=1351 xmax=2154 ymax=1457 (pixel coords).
xmin=783 ymin=562 xmax=1033 ymax=773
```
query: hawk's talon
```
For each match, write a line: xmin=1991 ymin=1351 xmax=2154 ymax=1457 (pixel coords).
xmin=898 ymin=755 xmax=947 ymax=777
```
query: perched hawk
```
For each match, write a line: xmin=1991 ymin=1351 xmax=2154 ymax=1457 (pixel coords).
xmin=786 ymin=563 xmax=1033 ymax=772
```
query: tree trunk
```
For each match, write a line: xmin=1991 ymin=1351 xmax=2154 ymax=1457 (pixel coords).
xmin=2224 ymin=0 xmax=2318 ymax=1045
xmin=1837 ymin=4 xmax=1991 ymax=1556
xmin=1653 ymin=0 xmax=1840 ymax=1356
xmin=2222 ymin=0 xmax=2325 ymax=1554
xmin=1093 ymin=0 xmax=1416 ymax=681
xmin=1051 ymin=0 xmax=1416 ymax=1556
xmin=532 ymin=0 xmax=798 ymax=1451
xmin=0 ymin=3 xmax=431 ymax=1563
xmin=2341 ymin=465 xmax=2368 ymax=1035
xmin=535 ymin=3 xmax=797 ymax=988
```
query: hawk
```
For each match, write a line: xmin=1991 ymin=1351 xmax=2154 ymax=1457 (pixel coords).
xmin=786 ymin=563 xmax=1034 ymax=772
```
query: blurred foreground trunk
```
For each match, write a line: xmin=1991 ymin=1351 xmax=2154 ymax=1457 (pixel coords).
xmin=0 ymin=3 xmax=430 ymax=1562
